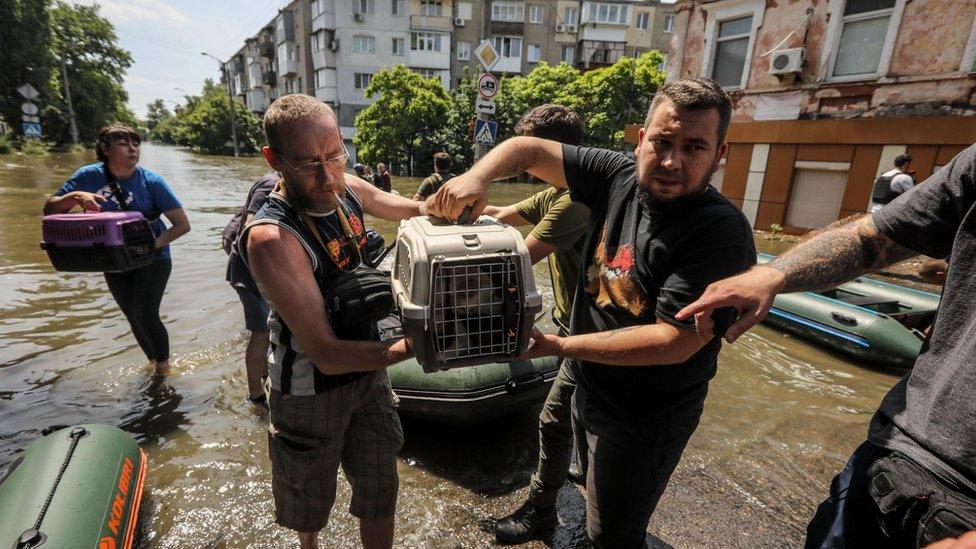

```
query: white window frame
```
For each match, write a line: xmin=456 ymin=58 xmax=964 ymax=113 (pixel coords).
xmin=354 ymin=72 xmax=372 ymax=90
xmin=820 ymin=0 xmax=907 ymax=83
xmin=420 ymin=0 xmax=443 ymax=16
xmin=392 ymin=36 xmax=405 ymax=56
xmin=353 ymin=34 xmax=376 ymax=53
xmin=314 ymin=68 xmax=325 ymax=88
xmin=529 ymin=5 xmax=544 ymax=23
xmin=492 ymin=35 xmax=523 ymax=58
xmin=527 ymin=43 xmax=542 ymax=62
xmin=311 ymin=0 xmax=324 ymax=17
xmin=663 ymin=13 xmax=674 ymax=32
xmin=958 ymin=7 xmax=976 ymax=73
xmin=561 ymin=45 xmax=576 ymax=64
xmin=491 ymin=1 xmax=524 ymax=22
xmin=312 ymin=30 xmax=326 ymax=52
xmin=563 ymin=6 xmax=577 ymax=25
xmin=700 ymin=0 xmax=765 ymax=91
xmin=457 ymin=41 xmax=471 ymax=61
xmin=355 ymin=0 xmax=375 ymax=14
xmin=635 ymin=12 xmax=649 ymax=30
xmin=392 ymin=0 xmax=405 ymax=15
xmin=411 ymin=32 xmax=443 ymax=52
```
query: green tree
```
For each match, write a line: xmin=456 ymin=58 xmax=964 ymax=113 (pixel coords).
xmin=354 ymin=65 xmax=452 ymax=176
xmin=176 ymin=80 xmax=263 ymax=155
xmin=48 ymin=1 xmax=135 ymax=145
xmin=572 ymin=52 xmax=666 ymax=148
xmin=494 ymin=61 xmax=582 ymax=142
xmin=145 ymin=99 xmax=173 ymax=136
xmin=0 ymin=0 xmax=56 ymax=139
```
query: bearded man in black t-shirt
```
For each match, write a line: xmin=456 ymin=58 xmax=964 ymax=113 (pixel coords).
xmin=426 ymin=77 xmax=756 ymax=548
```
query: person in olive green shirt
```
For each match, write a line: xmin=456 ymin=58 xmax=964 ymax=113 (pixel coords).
xmin=482 ymin=104 xmax=590 ymax=544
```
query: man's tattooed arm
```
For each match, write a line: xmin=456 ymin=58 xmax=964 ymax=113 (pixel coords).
xmin=769 ymin=214 xmax=918 ymax=293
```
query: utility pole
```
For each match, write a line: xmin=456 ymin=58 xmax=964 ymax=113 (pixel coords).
xmin=202 ymin=52 xmax=240 ymax=157
xmin=60 ymin=52 xmax=79 ymax=145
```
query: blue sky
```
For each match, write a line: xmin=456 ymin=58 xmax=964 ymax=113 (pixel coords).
xmin=72 ymin=0 xmax=289 ymax=117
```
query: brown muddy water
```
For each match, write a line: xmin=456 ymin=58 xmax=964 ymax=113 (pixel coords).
xmin=0 ymin=144 xmax=918 ymax=547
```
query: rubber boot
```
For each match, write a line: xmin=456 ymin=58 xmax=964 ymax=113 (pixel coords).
xmin=493 ymin=500 xmax=557 ymax=544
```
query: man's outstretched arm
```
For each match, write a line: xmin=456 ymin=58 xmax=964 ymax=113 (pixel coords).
xmin=676 ymin=214 xmax=918 ymax=342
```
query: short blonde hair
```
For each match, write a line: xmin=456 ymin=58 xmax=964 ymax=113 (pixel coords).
xmin=263 ymin=94 xmax=338 ymax=151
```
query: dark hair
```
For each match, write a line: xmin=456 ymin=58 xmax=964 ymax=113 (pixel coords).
xmin=894 ymin=154 xmax=913 ymax=168
xmin=514 ymin=104 xmax=584 ymax=145
xmin=96 ymin=123 xmax=141 ymax=163
xmin=433 ymin=152 xmax=452 ymax=171
xmin=645 ymin=77 xmax=733 ymax=144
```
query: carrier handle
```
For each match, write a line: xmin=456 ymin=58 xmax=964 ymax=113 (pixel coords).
xmin=457 ymin=206 xmax=473 ymax=225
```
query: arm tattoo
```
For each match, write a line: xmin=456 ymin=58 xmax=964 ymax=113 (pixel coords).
xmin=596 ymin=325 xmax=643 ymax=340
xmin=769 ymin=215 xmax=918 ymax=293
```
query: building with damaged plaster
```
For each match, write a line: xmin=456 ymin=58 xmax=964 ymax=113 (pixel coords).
xmin=664 ymin=0 xmax=976 ymax=231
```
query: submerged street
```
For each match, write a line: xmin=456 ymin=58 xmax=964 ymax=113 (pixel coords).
xmin=0 ymin=143 xmax=925 ymax=547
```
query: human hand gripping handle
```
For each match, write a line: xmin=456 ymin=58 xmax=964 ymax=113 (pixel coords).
xmin=424 ymin=172 xmax=490 ymax=223
xmin=519 ymin=327 xmax=563 ymax=360
xmin=675 ymin=265 xmax=786 ymax=343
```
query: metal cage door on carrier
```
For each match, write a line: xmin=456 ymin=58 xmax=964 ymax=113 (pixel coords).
xmin=393 ymin=216 xmax=542 ymax=373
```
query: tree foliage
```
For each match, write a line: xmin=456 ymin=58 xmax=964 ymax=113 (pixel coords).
xmin=353 ymin=65 xmax=452 ymax=176
xmin=147 ymin=80 xmax=263 ymax=155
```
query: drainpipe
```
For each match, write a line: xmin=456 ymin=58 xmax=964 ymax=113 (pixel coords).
xmin=667 ymin=0 xmax=694 ymax=83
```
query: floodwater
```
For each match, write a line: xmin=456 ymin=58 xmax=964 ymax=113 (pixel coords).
xmin=0 ymin=144 xmax=921 ymax=547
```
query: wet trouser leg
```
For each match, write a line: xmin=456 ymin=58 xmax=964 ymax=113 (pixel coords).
xmin=573 ymin=386 xmax=700 ymax=549
xmin=526 ymin=359 xmax=577 ymax=509
xmin=104 ymin=260 xmax=172 ymax=362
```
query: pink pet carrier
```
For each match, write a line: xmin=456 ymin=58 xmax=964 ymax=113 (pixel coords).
xmin=41 ymin=212 xmax=156 ymax=273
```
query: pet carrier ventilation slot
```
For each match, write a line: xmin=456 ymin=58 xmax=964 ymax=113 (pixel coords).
xmin=392 ymin=215 xmax=542 ymax=372
xmin=41 ymin=212 xmax=156 ymax=273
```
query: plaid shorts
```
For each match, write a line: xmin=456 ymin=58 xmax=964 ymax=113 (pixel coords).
xmin=267 ymin=370 xmax=403 ymax=533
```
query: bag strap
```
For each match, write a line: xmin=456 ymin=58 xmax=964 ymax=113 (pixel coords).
xmin=104 ymin=165 xmax=129 ymax=211
xmin=278 ymin=181 xmax=361 ymax=270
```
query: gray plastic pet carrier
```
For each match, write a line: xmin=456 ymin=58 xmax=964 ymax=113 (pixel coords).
xmin=392 ymin=215 xmax=543 ymax=372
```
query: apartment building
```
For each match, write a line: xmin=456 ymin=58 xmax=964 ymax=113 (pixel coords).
xmin=660 ymin=0 xmax=976 ymax=232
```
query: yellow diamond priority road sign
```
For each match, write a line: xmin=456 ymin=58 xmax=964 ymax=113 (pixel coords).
xmin=474 ymin=40 xmax=499 ymax=72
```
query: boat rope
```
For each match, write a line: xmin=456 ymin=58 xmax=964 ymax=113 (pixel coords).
xmin=16 ymin=426 xmax=88 ymax=548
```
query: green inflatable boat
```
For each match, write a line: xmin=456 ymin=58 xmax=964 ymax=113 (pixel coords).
xmin=388 ymin=356 xmax=560 ymax=423
xmin=758 ymin=253 xmax=941 ymax=368
xmin=0 ymin=424 xmax=147 ymax=549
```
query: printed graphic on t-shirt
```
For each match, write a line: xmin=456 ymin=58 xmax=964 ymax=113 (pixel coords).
xmin=324 ymin=212 xmax=369 ymax=269
xmin=585 ymin=224 xmax=646 ymax=316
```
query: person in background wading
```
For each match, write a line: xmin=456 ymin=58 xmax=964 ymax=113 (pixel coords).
xmin=240 ymin=94 xmax=428 ymax=549
xmin=374 ymin=163 xmax=392 ymax=193
xmin=413 ymin=152 xmax=455 ymax=201
xmin=43 ymin=123 xmax=190 ymax=376
xmin=677 ymin=144 xmax=976 ymax=548
xmin=426 ymin=78 xmax=756 ymax=548
xmin=481 ymin=104 xmax=591 ymax=544
xmin=224 ymin=171 xmax=278 ymax=405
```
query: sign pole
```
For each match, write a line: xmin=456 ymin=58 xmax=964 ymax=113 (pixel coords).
xmin=60 ymin=53 xmax=79 ymax=145
xmin=474 ymin=85 xmax=488 ymax=162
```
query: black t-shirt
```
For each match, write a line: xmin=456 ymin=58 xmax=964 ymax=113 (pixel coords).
xmin=563 ymin=145 xmax=756 ymax=421
xmin=869 ymin=144 xmax=976 ymax=490
xmin=226 ymin=172 xmax=278 ymax=290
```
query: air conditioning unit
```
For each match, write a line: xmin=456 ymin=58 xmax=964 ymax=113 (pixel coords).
xmin=454 ymin=17 xmax=466 ymax=26
xmin=566 ymin=23 xmax=577 ymax=32
xmin=555 ymin=23 xmax=565 ymax=32
xmin=353 ymin=12 xmax=365 ymax=22
xmin=769 ymin=47 xmax=804 ymax=75
xmin=329 ymin=39 xmax=339 ymax=51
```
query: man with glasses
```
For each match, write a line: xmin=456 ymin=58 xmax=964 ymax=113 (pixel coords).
xmin=241 ymin=94 xmax=426 ymax=549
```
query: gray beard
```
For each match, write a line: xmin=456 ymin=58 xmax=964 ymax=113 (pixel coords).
xmin=637 ymin=173 xmax=712 ymax=214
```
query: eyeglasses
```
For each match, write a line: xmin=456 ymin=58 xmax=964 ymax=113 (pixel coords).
xmin=276 ymin=146 xmax=350 ymax=175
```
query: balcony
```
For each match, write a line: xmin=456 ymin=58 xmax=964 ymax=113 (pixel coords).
xmin=278 ymin=58 xmax=298 ymax=77
xmin=489 ymin=21 xmax=524 ymax=35
xmin=410 ymin=14 xmax=453 ymax=32
xmin=262 ymin=70 xmax=277 ymax=86
xmin=312 ymin=49 xmax=337 ymax=70
xmin=312 ymin=11 xmax=336 ymax=31
xmin=580 ymin=24 xmax=627 ymax=42
xmin=259 ymin=41 xmax=275 ymax=58
xmin=276 ymin=10 xmax=295 ymax=44
xmin=407 ymin=49 xmax=451 ymax=70
xmin=315 ymin=86 xmax=338 ymax=103
xmin=493 ymin=55 xmax=521 ymax=73
xmin=246 ymin=89 xmax=268 ymax=112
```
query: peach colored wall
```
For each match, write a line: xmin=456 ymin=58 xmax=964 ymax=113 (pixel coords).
xmin=890 ymin=0 xmax=976 ymax=76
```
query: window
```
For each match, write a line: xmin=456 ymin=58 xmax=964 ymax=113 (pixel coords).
xmin=392 ymin=0 xmax=404 ymax=15
xmin=311 ymin=0 xmax=324 ymax=17
xmin=421 ymin=0 xmax=443 ymax=16
xmin=312 ymin=31 xmax=326 ymax=52
xmin=561 ymin=45 xmax=575 ymax=63
xmin=527 ymin=44 xmax=542 ymax=62
xmin=636 ymin=12 xmax=648 ymax=30
xmin=663 ymin=13 xmax=674 ymax=32
xmin=355 ymin=0 xmax=374 ymax=14
xmin=832 ymin=0 xmax=897 ymax=78
xmin=659 ymin=52 xmax=668 ymax=71
xmin=492 ymin=36 xmax=522 ymax=58
xmin=585 ymin=2 xmax=629 ymax=24
xmin=563 ymin=6 xmax=577 ymax=25
xmin=458 ymin=1 xmax=473 ymax=19
xmin=411 ymin=32 xmax=443 ymax=52
xmin=529 ymin=5 xmax=544 ymax=23
xmin=415 ymin=68 xmax=439 ymax=79
xmin=392 ymin=37 xmax=405 ymax=55
xmin=786 ymin=169 xmax=849 ymax=228
xmin=457 ymin=41 xmax=471 ymax=60
xmin=315 ymin=68 xmax=327 ymax=88
xmin=353 ymin=35 xmax=375 ymax=53
xmin=491 ymin=1 xmax=524 ymax=22
xmin=711 ymin=16 xmax=752 ymax=88
xmin=354 ymin=73 xmax=372 ymax=90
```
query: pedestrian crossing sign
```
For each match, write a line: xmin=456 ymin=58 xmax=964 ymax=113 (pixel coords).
xmin=474 ymin=119 xmax=497 ymax=146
